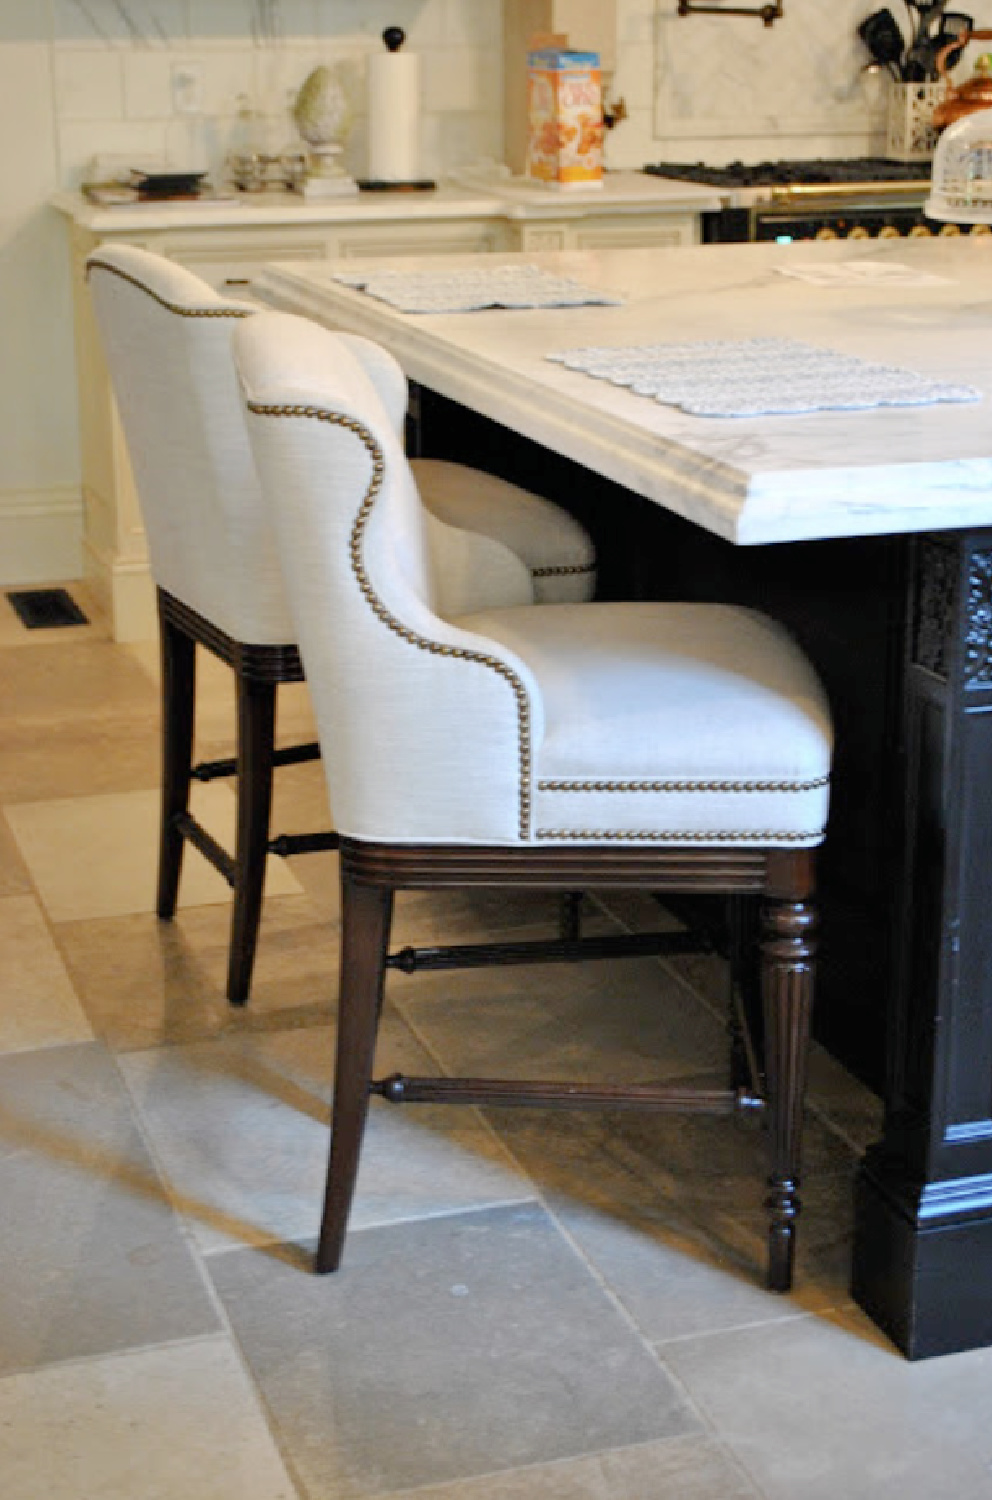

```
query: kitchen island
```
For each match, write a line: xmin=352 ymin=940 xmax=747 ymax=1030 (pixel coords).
xmin=254 ymin=235 xmax=992 ymax=1359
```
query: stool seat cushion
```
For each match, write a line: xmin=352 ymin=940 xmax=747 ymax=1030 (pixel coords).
xmin=412 ymin=459 xmax=596 ymax=603
xmin=457 ymin=601 xmax=832 ymax=845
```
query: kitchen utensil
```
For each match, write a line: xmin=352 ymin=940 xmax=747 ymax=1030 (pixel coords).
xmin=932 ymin=11 xmax=972 ymax=70
xmin=859 ymin=9 xmax=906 ymax=76
xmin=933 ymin=28 xmax=992 ymax=126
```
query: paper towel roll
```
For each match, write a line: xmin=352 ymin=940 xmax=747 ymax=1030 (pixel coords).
xmin=367 ymin=48 xmax=420 ymax=182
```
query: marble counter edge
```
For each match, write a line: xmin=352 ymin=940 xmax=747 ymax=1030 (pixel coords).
xmin=252 ymin=265 xmax=749 ymax=544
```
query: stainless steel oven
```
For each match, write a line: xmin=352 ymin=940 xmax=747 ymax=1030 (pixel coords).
xmin=643 ymin=157 xmax=990 ymax=242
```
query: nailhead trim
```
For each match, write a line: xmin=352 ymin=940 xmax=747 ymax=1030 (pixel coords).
xmin=86 ymin=258 xmax=253 ymax=320
xmin=246 ymin=401 xmax=533 ymax=837
xmin=536 ymin=827 xmax=826 ymax=843
xmin=530 ymin=562 xmax=597 ymax=579
xmin=538 ymin=776 xmax=830 ymax=794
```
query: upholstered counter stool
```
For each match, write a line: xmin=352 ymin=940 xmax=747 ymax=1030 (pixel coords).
xmin=234 ymin=311 xmax=834 ymax=1293
xmin=86 ymin=245 xmax=596 ymax=1006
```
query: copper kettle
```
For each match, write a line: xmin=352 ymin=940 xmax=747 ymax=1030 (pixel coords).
xmin=933 ymin=29 xmax=992 ymax=129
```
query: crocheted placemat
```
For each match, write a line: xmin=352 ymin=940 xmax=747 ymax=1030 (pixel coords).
xmin=333 ymin=263 xmax=622 ymax=314
xmin=546 ymin=336 xmax=979 ymax=417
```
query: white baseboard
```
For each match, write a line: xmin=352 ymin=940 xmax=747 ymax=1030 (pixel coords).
xmin=0 ymin=486 xmax=82 ymax=585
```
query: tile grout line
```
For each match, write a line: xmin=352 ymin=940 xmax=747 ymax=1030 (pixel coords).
xmin=110 ymin=1047 xmax=312 ymax=1500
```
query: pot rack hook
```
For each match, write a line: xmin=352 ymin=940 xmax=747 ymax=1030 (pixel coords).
xmin=677 ymin=1 xmax=784 ymax=27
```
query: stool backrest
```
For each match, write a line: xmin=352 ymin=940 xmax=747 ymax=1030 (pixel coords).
xmin=87 ymin=245 xmax=413 ymax=644
xmin=235 ymin=310 xmax=539 ymax=845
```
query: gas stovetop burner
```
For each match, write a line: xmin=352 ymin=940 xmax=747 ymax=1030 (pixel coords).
xmin=644 ymin=157 xmax=931 ymax=188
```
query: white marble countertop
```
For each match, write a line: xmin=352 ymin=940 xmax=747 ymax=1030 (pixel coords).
xmin=51 ymin=172 xmax=720 ymax=233
xmin=253 ymin=237 xmax=992 ymax=546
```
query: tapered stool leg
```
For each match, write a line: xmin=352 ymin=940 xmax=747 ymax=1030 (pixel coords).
xmin=228 ymin=671 xmax=276 ymax=1006
xmin=156 ymin=606 xmax=196 ymax=920
xmin=316 ymin=878 xmax=394 ymax=1273
xmin=760 ymin=882 xmax=817 ymax=1293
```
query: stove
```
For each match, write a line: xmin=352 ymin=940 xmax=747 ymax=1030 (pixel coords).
xmin=643 ymin=157 xmax=986 ymax=242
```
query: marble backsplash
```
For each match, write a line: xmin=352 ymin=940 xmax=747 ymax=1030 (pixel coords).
xmin=608 ymin=0 xmax=992 ymax=169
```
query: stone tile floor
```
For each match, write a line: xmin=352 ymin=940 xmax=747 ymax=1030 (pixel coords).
xmin=4 ymin=583 xmax=992 ymax=1499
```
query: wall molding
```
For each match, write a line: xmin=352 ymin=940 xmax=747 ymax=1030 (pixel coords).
xmin=0 ymin=486 xmax=82 ymax=585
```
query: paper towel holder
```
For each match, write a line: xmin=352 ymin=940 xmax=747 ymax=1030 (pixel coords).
xmin=358 ymin=27 xmax=437 ymax=192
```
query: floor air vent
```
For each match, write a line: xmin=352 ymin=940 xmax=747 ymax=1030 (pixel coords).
xmin=6 ymin=588 xmax=89 ymax=629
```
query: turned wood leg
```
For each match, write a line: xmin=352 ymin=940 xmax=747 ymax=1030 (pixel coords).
xmin=156 ymin=604 xmax=196 ymax=921
xmin=760 ymin=860 xmax=817 ymax=1293
xmin=316 ymin=876 xmax=394 ymax=1273
xmin=227 ymin=672 xmax=276 ymax=1007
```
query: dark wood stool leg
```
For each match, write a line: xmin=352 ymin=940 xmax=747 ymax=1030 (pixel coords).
xmin=760 ymin=857 xmax=817 ymax=1293
xmin=228 ymin=671 xmax=276 ymax=1006
xmin=316 ymin=876 xmax=394 ymax=1273
xmin=156 ymin=606 xmax=196 ymax=920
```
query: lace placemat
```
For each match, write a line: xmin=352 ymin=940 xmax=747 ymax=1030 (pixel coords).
xmin=546 ymin=336 xmax=980 ymax=417
xmin=332 ymin=263 xmax=622 ymax=314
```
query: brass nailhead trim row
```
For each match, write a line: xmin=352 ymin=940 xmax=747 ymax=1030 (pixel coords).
xmin=538 ymin=776 xmax=830 ymax=794
xmin=86 ymin=259 xmax=253 ymax=320
xmin=246 ymin=401 xmax=533 ymax=838
xmin=530 ymin=562 xmax=597 ymax=579
xmin=536 ymin=827 xmax=826 ymax=843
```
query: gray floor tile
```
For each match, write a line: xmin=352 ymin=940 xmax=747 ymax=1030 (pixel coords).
xmin=392 ymin=951 xmax=726 ymax=1089
xmin=387 ymin=1434 xmax=759 ymax=1499
xmin=491 ymin=1101 xmax=857 ymax=1342
xmin=0 ymin=1041 xmax=219 ymax=1375
xmin=119 ymin=1015 xmax=531 ymax=1255
xmin=209 ymin=1204 xmax=701 ymax=1499
xmin=666 ymin=1304 xmax=992 ymax=1500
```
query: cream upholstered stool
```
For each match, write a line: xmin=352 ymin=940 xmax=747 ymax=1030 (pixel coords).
xmin=234 ymin=311 xmax=834 ymax=1293
xmin=86 ymin=245 xmax=596 ymax=1005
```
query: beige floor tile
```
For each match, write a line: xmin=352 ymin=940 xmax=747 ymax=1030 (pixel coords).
xmin=0 ymin=896 xmax=92 ymax=1054
xmin=0 ymin=715 xmax=162 ymax=803
xmin=0 ymin=813 xmax=32 ymax=897
xmin=388 ymin=1435 xmax=759 ymax=1499
xmin=6 ymin=783 xmax=301 ymax=923
xmin=57 ymin=896 xmax=339 ymax=1052
xmin=0 ymin=637 xmax=157 ymax=721
xmin=665 ymin=1303 xmax=992 ymax=1500
xmin=119 ymin=1012 xmax=531 ymax=1254
xmin=0 ymin=1339 xmax=297 ymax=1500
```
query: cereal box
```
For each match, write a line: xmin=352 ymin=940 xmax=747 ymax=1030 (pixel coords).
xmin=526 ymin=48 xmax=603 ymax=188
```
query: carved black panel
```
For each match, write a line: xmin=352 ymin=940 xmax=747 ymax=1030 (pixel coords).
xmin=913 ymin=540 xmax=957 ymax=681
xmin=966 ymin=549 xmax=992 ymax=691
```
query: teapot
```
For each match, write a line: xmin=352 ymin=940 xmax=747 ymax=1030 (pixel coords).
xmin=933 ymin=30 xmax=992 ymax=129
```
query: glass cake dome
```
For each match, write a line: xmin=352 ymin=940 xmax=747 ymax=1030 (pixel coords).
xmin=926 ymin=105 xmax=992 ymax=224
